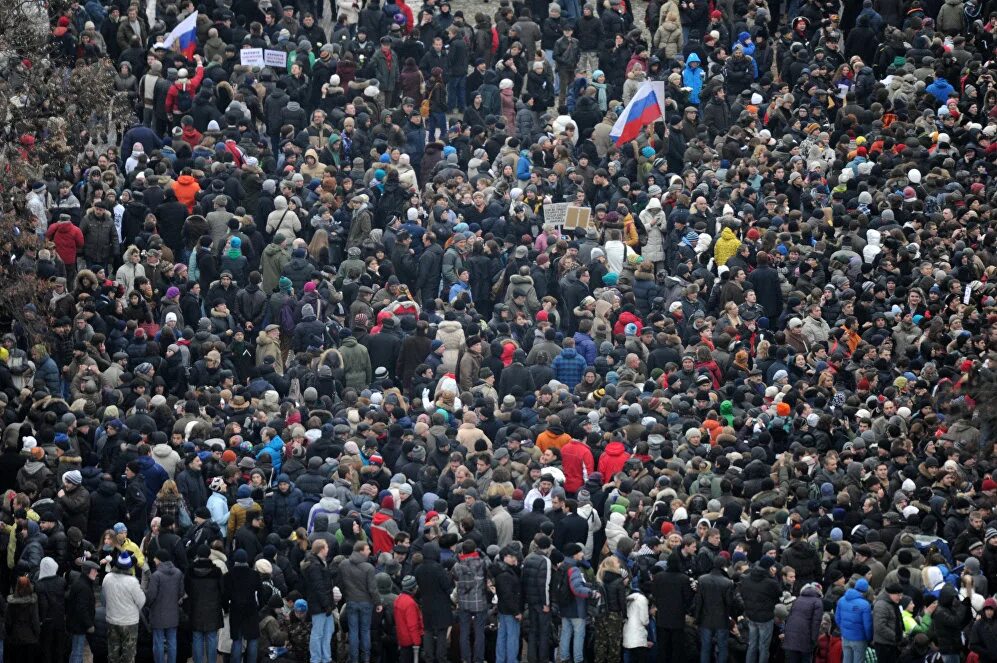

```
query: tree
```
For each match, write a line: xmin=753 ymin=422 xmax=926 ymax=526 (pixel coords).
xmin=0 ymin=0 xmax=130 ymax=336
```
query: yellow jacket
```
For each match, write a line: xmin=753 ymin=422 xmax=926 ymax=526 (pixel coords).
xmin=714 ymin=227 xmax=741 ymax=266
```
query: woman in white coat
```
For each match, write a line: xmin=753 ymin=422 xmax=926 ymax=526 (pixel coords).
xmin=623 ymin=589 xmax=651 ymax=663
xmin=640 ymin=197 xmax=667 ymax=270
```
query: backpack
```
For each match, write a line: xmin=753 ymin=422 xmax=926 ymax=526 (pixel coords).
xmin=587 ymin=579 xmax=608 ymax=618
xmin=552 ymin=565 xmax=576 ymax=605
xmin=280 ymin=297 xmax=296 ymax=331
xmin=175 ymin=85 xmax=194 ymax=113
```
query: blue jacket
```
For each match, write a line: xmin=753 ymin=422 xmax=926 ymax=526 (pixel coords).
xmin=256 ymin=435 xmax=284 ymax=479
xmin=559 ymin=558 xmax=593 ymax=618
xmin=926 ymin=77 xmax=955 ymax=104
xmin=835 ymin=583 xmax=874 ymax=641
xmin=572 ymin=332 xmax=597 ymax=366
xmin=135 ymin=455 xmax=168 ymax=505
xmin=682 ymin=53 xmax=705 ymax=105
xmin=35 ymin=355 xmax=61 ymax=395
xmin=552 ymin=347 xmax=588 ymax=389
xmin=517 ymin=150 xmax=532 ymax=181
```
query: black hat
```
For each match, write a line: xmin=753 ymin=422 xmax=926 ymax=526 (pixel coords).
xmin=564 ymin=542 xmax=583 ymax=556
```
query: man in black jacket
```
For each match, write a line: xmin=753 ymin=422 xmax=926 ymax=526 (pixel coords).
xmin=522 ymin=534 xmax=554 ymax=663
xmin=413 ymin=542 xmax=454 ymax=663
xmin=492 ymin=546 xmax=524 ymax=663
xmin=652 ymin=553 xmax=695 ymax=663
xmin=552 ymin=499 xmax=588 ymax=553
xmin=693 ymin=558 xmax=739 ymax=663
xmin=304 ymin=539 xmax=335 ymax=663
xmin=739 ymin=559 xmax=783 ymax=663
xmin=186 ymin=545 xmax=225 ymax=663
xmin=67 ymin=560 xmax=99 ymax=662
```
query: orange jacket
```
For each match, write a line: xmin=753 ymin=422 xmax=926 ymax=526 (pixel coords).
xmin=172 ymin=174 xmax=200 ymax=213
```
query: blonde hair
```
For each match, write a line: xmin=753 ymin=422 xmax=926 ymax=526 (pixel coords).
xmin=597 ymin=555 xmax=621 ymax=583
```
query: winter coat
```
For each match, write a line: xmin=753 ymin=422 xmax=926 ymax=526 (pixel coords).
xmin=491 ymin=561 xmax=523 ymax=615
xmin=522 ymin=551 xmax=553 ymax=607
xmin=339 ymin=337 xmax=372 ymax=390
xmin=302 ymin=552 xmax=334 ymax=614
xmin=835 ymin=583 xmax=873 ymax=641
xmin=260 ymin=243 xmax=291 ymax=295
xmin=413 ymin=544 xmax=454 ymax=628
xmin=785 ymin=587 xmax=823 ymax=651
xmin=692 ymin=569 xmax=737 ymax=629
xmin=103 ymin=569 xmax=146 ymax=626
xmin=652 ymin=565 xmax=694 ymax=629
xmin=558 ymin=558 xmax=594 ymax=619
xmin=640 ymin=203 xmax=666 ymax=263
xmin=338 ymin=550 xmax=380 ymax=604
xmin=394 ymin=592 xmax=423 ymax=646
xmin=552 ymin=347 xmax=587 ymax=389
xmin=623 ymin=592 xmax=650 ymax=649
xmin=66 ymin=572 xmax=97 ymax=635
xmin=5 ymin=594 xmax=39 ymax=644
xmin=225 ymin=564 xmax=262 ymax=638
xmin=739 ymin=565 xmax=782 ymax=622
xmin=872 ymin=595 xmax=902 ymax=646
xmin=561 ymin=440 xmax=594 ymax=494
xmin=184 ymin=556 xmax=225 ymax=631
xmin=146 ymin=560 xmax=184 ymax=629
xmin=453 ymin=552 xmax=488 ymax=612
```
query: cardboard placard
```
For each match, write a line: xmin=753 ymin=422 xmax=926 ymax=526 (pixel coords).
xmin=239 ymin=48 xmax=263 ymax=67
xmin=264 ymin=49 xmax=288 ymax=68
xmin=562 ymin=206 xmax=592 ymax=230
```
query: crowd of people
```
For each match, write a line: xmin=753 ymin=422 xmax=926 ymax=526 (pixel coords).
xmin=4 ymin=0 xmax=997 ymax=661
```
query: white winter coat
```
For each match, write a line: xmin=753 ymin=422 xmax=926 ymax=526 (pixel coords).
xmin=623 ymin=592 xmax=650 ymax=649
xmin=605 ymin=511 xmax=628 ymax=554
xmin=103 ymin=569 xmax=147 ymax=626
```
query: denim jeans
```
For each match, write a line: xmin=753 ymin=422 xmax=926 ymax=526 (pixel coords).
xmin=69 ymin=634 xmax=85 ymax=663
xmin=346 ymin=601 xmax=373 ymax=663
xmin=191 ymin=630 xmax=218 ymax=663
xmin=152 ymin=627 xmax=177 ymax=663
xmin=526 ymin=606 xmax=551 ymax=663
xmin=699 ymin=626 xmax=729 ymax=663
xmin=230 ymin=636 xmax=258 ymax=663
xmin=447 ymin=77 xmax=466 ymax=112
xmin=497 ymin=614 xmax=521 ymax=663
xmin=310 ymin=612 xmax=335 ymax=663
xmin=841 ymin=640 xmax=867 ymax=663
xmin=746 ymin=620 xmax=774 ymax=663
xmin=560 ymin=617 xmax=586 ymax=663
xmin=459 ymin=609 xmax=487 ymax=663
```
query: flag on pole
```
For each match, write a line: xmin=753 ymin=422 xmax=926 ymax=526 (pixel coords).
xmin=609 ymin=80 xmax=667 ymax=146
xmin=163 ymin=11 xmax=198 ymax=59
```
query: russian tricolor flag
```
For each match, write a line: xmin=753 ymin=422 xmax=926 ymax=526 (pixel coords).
xmin=163 ymin=11 xmax=199 ymax=59
xmin=610 ymin=81 xmax=667 ymax=146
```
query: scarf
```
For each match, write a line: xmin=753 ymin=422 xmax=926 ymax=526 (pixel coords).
xmin=227 ymin=248 xmax=242 ymax=259
xmin=592 ymin=81 xmax=608 ymax=111
xmin=237 ymin=497 xmax=255 ymax=509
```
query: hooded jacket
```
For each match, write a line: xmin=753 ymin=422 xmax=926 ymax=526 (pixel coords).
xmin=835 ymin=580 xmax=873 ymax=641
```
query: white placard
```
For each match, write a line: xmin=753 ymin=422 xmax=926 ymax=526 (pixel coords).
xmin=240 ymin=48 xmax=264 ymax=67
xmin=264 ymin=49 xmax=288 ymax=68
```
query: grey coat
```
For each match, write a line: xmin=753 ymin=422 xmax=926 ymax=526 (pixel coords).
xmin=145 ymin=561 xmax=185 ymax=629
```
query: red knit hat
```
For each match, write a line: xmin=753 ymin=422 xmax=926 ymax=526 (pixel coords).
xmin=661 ymin=521 xmax=675 ymax=536
xmin=380 ymin=495 xmax=394 ymax=510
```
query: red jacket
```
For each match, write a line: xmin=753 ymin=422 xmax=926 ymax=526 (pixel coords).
xmin=612 ymin=310 xmax=643 ymax=337
xmin=561 ymin=439 xmax=594 ymax=493
xmin=165 ymin=65 xmax=205 ymax=115
xmin=371 ymin=509 xmax=398 ymax=556
xmin=45 ymin=220 xmax=84 ymax=265
xmin=393 ymin=592 xmax=424 ymax=647
xmin=597 ymin=441 xmax=630 ymax=481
